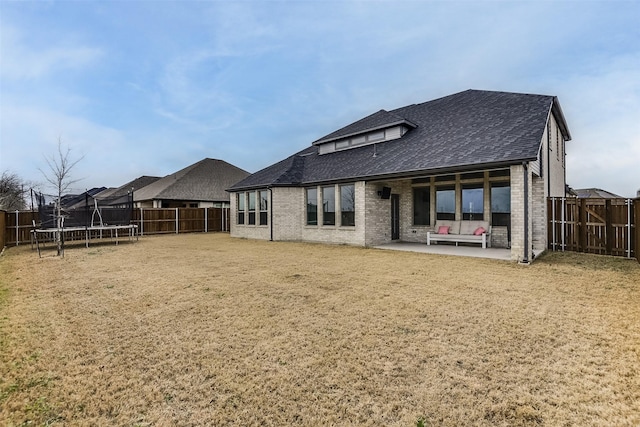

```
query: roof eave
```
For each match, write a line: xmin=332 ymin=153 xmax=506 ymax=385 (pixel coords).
xmin=552 ymin=97 xmax=572 ymax=141
xmin=228 ymin=158 xmax=538 ymax=191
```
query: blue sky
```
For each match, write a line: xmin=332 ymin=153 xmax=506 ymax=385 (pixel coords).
xmin=1 ymin=0 xmax=639 ymax=197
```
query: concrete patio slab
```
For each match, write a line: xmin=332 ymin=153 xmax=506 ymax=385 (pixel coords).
xmin=373 ymin=242 xmax=512 ymax=261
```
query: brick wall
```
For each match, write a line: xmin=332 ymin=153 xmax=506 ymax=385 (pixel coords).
xmin=532 ymin=176 xmax=547 ymax=255
xmin=510 ymin=164 xmax=525 ymax=261
xmin=300 ymin=182 xmax=366 ymax=245
xmin=273 ymin=187 xmax=303 ymax=241
xmin=364 ymin=182 xmax=392 ymax=246
xmin=231 ymin=184 xmax=367 ymax=246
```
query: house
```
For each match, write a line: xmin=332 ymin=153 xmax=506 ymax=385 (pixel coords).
xmin=95 ymin=175 xmax=162 ymax=207
xmin=62 ymin=187 xmax=107 ymax=210
xmin=228 ymin=90 xmax=571 ymax=262
xmin=571 ymin=188 xmax=622 ymax=199
xmin=133 ymin=158 xmax=250 ymax=208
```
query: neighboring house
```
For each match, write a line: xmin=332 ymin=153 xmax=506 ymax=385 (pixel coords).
xmin=572 ymin=188 xmax=623 ymax=199
xmin=95 ymin=175 xmax=162 ymax=207
xmin=62 ymin=187 xmax=107 ymax=210
xmin=134 ymin=158 xmax=250 ymax=208
xmin=228 ymin=89 xmax=572 ymax=262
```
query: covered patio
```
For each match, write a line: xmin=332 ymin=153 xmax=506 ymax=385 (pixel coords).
xmin=374 ymin=241 xmax=512 ymax=261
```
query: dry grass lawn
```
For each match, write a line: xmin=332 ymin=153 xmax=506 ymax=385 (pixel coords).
xmin=1 ymin=233 xmax=639 ymax=426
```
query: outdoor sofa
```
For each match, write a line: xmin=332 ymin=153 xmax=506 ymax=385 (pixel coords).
xmin=427 ymin=220 xmax=491 ymax=249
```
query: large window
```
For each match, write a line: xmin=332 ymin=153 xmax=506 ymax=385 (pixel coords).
xmin=322 ymin=186 xmax=335 ymax=226
xmin=259 ymin=190 xmax=268 ymax=226
xmin=306 ymin=188 xmax=317 ymax=225
xmin=491 ymin=183 xmax=511 ymax=227
xmin=237 ymin=192 xmax=245 ymax=225
xmin=413 ymin=187 xmax=430 ymax=225
xmin=462 ymin=184 xmax=484 ymax=220
xmin=248 ymin=191 xmax=256 ymax=225
xmin=340 ymin=184 xmax=355 ymax=226
xmin=436 ymin=186 xmax=455 ymax=220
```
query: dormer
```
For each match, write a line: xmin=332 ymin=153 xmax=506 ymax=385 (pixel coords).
xmin=313 ymin=109 xmax=417 ymax=155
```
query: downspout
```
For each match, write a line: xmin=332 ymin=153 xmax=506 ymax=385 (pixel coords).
xmin=547 ymin=125 xmax=551 ymax=197
xmin=522 ymin=162 xmax=530 ymax=264
xmin=269 ymin=187 xmax=273 ymax=241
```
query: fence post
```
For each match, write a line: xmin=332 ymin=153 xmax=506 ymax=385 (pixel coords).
xmin=140 ymin=208 xmax=144 ymax=236
xmin=636 ymin=199 xmax=640 ymax=263
xmin=627 ymin=199 xmax=632 ymax=259
xmin=560 ymin=197 xmax=567 ymax=252
xmin=550 ymin=198 xmax=555 ymax=251
xmin=579 ymin=198 xmax=587 ymax=252
xmin=205 ymin=208 xmax=208 ymax=233
xmin=605 ymin=199 xmax=613 ymax=255
xmin=175 ymin=208 xmax=179 ymax=234
xmin=15 ymin=210 xmax=19 ymax=246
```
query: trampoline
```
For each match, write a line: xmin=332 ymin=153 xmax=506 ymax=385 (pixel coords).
xmin=31 ymin=190 xmax=138 ymax=257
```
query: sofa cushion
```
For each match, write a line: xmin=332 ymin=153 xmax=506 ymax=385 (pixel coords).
xmin=437 ymin=225 xmax=450 ymax=234
xmin=436 ymin=220 xmax=460 ymax=234
xmin=459 ymin=220 xmax=490 ymax=235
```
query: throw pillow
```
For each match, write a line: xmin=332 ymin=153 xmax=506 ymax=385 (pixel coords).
xmin=437 ymin=225 xmax=450 ymax=235
xmin=473 ymin=227 xmax=486 ymax=236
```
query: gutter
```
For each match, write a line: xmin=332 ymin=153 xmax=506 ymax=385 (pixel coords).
xmin=268 ymin=186 xmax=273 ymax=241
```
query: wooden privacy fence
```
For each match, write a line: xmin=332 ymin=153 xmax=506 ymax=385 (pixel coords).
xmin=132 ymin=207 xmax=230 ymax=235
xmin=548 ymin=197 xmax=638 ymax=260
xmin=2 ymin=210 xmax=39 ymax=247
xmin=2 ymin=207 xmax=230 ymax=246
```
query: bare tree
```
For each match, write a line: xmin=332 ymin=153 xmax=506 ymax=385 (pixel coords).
xmin=40 ymin=138 xmax=84 ymax=255
xmin=0 ymin=171 xmax=28 ymax=211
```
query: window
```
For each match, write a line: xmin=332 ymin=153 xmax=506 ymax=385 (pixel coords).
xmin=351 ymin=135 xmax=366 ymax=145
xmin=335 ymin=140 xmax=349 ymax=149
xmin=322 ymin=186 xmax=335 ymax=226
xmin=368 ymin=130 xmax=385 ymax=142
xmin=436 ymin=186 xmax=455 ymax=220
xmin=306 ymin=188 xmax=317 ymax=225
xmin=248 ymin=192 xmax=256 ymax=225
xmin=413 ymin=187 xmax=430 ymax=225
xmin=462 ymin=185 xmax=484 ymax=220
xmin=491 ymin=183 xmax=511 ymax=227
xmin=237 ymin=193 xmax=245 ymax=225
xmin=340 ymin=184 xmax=355 ymax=226
xmin=259 ymin=190 xmax=268 ymax=225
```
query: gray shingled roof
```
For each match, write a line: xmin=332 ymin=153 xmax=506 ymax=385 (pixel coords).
xmin=230 ymin=89 xmax=571 ymax=191
xmin=313 ymin=109 xmax=417 ymax=145
xmin=96 ymin=176 xmax=162 ymax=199
xmin=574 ymin=188 xmax=623 ymax=199
xmin=134 ymin=158 xmax=249 ymax=202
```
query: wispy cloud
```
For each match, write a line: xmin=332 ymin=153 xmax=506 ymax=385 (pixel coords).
xmin=0 ymin=26 xmax=103 ymax=80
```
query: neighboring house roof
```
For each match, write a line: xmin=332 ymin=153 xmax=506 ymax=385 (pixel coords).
xmin=101 ymin=176 xmax=162 ymax=199
xmin=230 ymin=89 xmax=571 ymax=191
xmin=134 ymin=158 xmax=250 ymax=203
xmin=95 ymin=175 xmax=162 ymax=206
xmin=62 ymin=187 xmax=107 ymax=209
xmin=573 ymin=188 xmax=623 ymax=199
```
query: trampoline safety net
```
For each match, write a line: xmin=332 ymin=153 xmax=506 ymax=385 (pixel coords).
xmin=33 ymin=190 xmax=134 ymax=229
